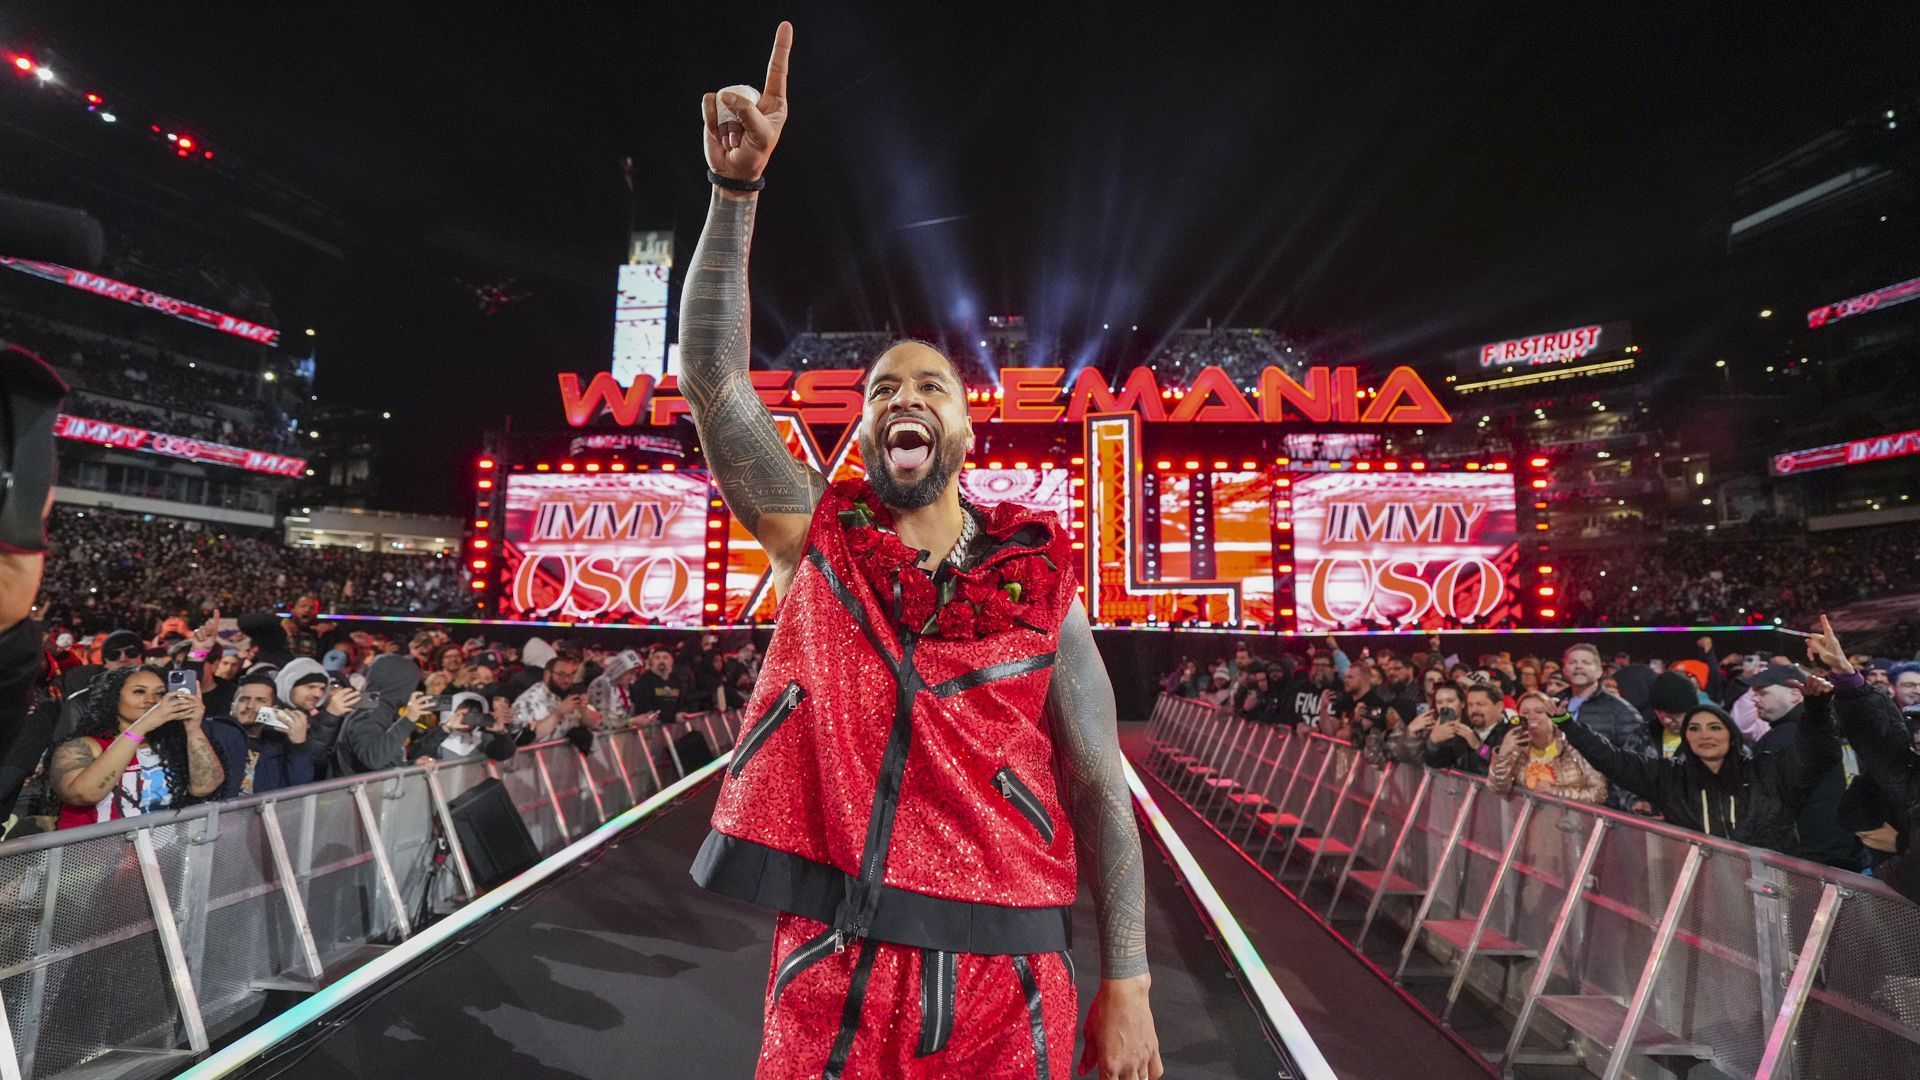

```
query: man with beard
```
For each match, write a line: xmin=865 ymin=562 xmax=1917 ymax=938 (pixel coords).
xmin=1280 ymin=651 xmax=1337 ymax=729
xmin=680 ymin=24 xmax=1159 ymax=1079
xmin=223 ymin=673 xmax=315 ymax=796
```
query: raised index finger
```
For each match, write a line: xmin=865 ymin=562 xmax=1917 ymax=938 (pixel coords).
xmin=763 ymin=20 xmax=793 ymax=101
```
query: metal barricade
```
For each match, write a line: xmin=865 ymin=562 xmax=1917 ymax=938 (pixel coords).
xmin=0 ymin=711 xmax=741 ymax=1080
xmin=1141 ymin=693 xmax=1920 ymax=1080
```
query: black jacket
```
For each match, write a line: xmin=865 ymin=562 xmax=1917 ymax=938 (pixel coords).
xmin=1834 ymin=676 xmax=1920 ymax=902
xmin=332 ymin=654 xmax=425 ymax=775
xmin=413 ymin=723 xmax=517 ymax=763
xmin=1755 ymin=703 xmax=1860 ymax=869
xmin=1559 ymin=699 xmax=1839 ymax=858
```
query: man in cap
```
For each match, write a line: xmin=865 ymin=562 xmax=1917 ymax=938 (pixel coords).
xmin=1749 ymin=664 xmax=1858 ymax=869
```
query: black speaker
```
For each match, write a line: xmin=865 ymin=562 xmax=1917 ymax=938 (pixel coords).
xmin=672 ymin=727 xmax=716 ymax=773
xmin=446 ymin=778 xmax=541 ymax=890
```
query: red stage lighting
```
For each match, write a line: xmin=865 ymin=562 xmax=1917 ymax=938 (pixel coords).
xmin=1538 ymin=586 xmax=1556 ymax=597
xmin=559 ymin=463 xmax=575 ymax=472
xmin=1491 ymin=462 xmax=1509 ymax=471
xmin=1464 ymin=461 xmax=1480 ymax=470
xmin=1014 ymin=460 xmax=1029 ymax=469
xmin=475 ymin=520 xmax=489 ymax=529
xmin=585 ymin=463 xmax=600 ymax=472
xmin=611 ymin=462 xmax=627 ymax=471
xmin=706 ymin=540 xmax=722 ymax=550
xmin=1275 ymin=478 xmax=1291 ymax=488
xmin=1529 ymin=456 xmax=1549 ymax=468
xmin=707 ymin=519 xmax=724 ymax=530
xmin=662 ymin=463 xmax=677 ymax=471
xmin=1241 ymin=460 xmax=1256 ymax=469
xmin=536 ymin=463 xmax=550 ymax=471
xmin=472 ymin=538 xmax=489 ymax=550
xmin=1277 ymin=521 xmax=1293 ymax=531
xmin=1280 ymin=607 xmax=1295 ymax=617
xmin=1278 ymin=563 xmax=1294 ymax=573
xmin=178 ymin=137 xmax=194 ymax=150
xmin=1383 ymin=461 xmax=1399 ymax=470
xmin=704 ymin=602 xmax=721 ymax=612
xmin=1184 ymin=460 xmax=1199 ymax=470
xmin=1411 ymin=461 xmax=1427 ymax=471
xmin=470 ymin=579 xmax=487 ymax=590
xmin=1212 ymin=460 xmax=1227 ymax=470
xmin=478 ymin=458 xmax=495 ymax=470
xmin=706 ymin=560 xmax=721 ymax=570
xmin=476 ymin=478 xmax=493 ymax=489
xmin=1355 ymin=461 xmax=1372 ymax=471
xmin=1155 ymin=460 xmax=1172 ymax=469
xmin=471 ymin=559 xmax=489 ymax=570
xmin=989 ymin=460 xmax=1004 ymax=469
xmin=1539 ymin=607 xmax=1557 ymax=619
xmin=1070 ymin=456 xmax=1085 ymax=465
xmin=85 ymin=92 xmax=101 ymax=104
xmin=1530 ymin=478 xmax=1548 ymax=489
xmin=1538 ymin=564 xmax=1553 ymax=575
xmin=1070 ymin=541 xmax=1085 ymax=550
xmin=12 ymin=57 xmax=32 ymax=72
xmin=705 ymin=581 xmax=720 ymax=591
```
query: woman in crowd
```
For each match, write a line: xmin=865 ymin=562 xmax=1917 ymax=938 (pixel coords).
xmin=1554 ymin=675 xmax=1838 ymax=851
xmin=1489 ymin=691 xmax=1608 ymax=803
xmin=49 ymin=666 xmax=226 ymax=828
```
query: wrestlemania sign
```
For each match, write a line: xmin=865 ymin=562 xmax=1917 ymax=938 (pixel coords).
xmin=556 ymin=364 xmax=1451 ymax=429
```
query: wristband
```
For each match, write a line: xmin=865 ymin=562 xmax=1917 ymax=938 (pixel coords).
xmin=1550 ymin=712 xmax=1572 ymax=725
xmin=188 ymin=647 xmax=210 ymax=661
xmin=119 ymin=729 xmax=146 ymax=745
xmin=707 ymin=168 xmax=765 ymax=192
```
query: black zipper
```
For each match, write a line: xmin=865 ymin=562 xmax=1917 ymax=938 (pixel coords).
xmin=771 ymin=925 xmax=840 ymax=1006
xmin=994 ymin=765 xmax=1055 ymax=844
xmin=729 ymin=680 xmax=807 ymax=777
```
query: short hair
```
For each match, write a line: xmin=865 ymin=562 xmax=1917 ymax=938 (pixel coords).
xmin=1517 ymin=690 xmax=1555 ymax=712
xmin=865 ymin=337 xmax=965 ymax=390
xmin=236 ymin=673 xmax=277 ymax=692
xmin=1890 ymin=662 xmax=1920 ymax=682
xmin=545 ymin=655 xmax=576 ymax=672
xmin=1563 ymin=643 xmax=1601 ymax=664
xmin=1465 ymin=683 xmax=1504 ymax=705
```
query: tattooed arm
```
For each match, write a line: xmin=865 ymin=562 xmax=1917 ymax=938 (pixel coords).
xmin=184 ymin=727 xmax=224 ymax=796
xmin=682 ymin=23 xmax=817 ymax=590
xmin=677 ymin=189 xmax=823 ymax=585
xmin=1049 ymin=600 xmax=1148 ymax=979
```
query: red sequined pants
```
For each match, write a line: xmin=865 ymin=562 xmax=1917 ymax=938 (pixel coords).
xmin=756 ymin=912 xmax=1078 ymax=1079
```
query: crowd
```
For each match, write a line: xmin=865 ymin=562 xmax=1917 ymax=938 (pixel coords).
xmin=1163 ymin=626 xmax=1920 ymax=902
xmin=8 ymin=600 xmax=768 ymax=839
xmin=0 ymin=309 xmax=295 ymax=444
xmin=1558 ymin=525 xmax=1920 ymax=628
xmin=1143 ymin=327 xmax=1305 ymax=388
xmin=34 ymin=507 xmax=470 ymax=632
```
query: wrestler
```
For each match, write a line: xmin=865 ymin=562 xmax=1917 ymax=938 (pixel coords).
xmin=682 ymin=22 xmax=1162 ymax=1080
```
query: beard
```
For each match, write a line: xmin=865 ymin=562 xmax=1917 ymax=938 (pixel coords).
xmin=860 ymin=423 xmax=968 ymax=510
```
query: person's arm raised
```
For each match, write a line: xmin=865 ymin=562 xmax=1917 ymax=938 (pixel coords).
xmin=680 ymin=22 xmax=820 ymax=576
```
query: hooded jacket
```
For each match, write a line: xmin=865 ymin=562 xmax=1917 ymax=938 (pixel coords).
xmin=691 ymin=480 xmax=1080 ymax=956
xmin=1559 ymin=700 xmax=1839 ymax=856
xmin=587 ymin=650 xmax=644 ymax=724
xmin=331 ymin=654 xmax=423 ymax=776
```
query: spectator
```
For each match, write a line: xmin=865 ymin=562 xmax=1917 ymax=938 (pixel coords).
xmin=1646 ymin=669 xmax=1706 ymax=761
xmin=412 ymin=692 xmax=516 ymax=763
xmin=587 ymin=650 xmax=645 ymax=727
xmin=512 ymin=655 xmax=599 ymax=744
xmin=224 ymin=673 xmax=316 ymax=796
xmin=1746 ymin=665 xmax=1860 ymax=869
xmin=1557 ymin=643 xmax=1647 ymax=807
xmin=1489 ymin=691 xmax=1608 ymax=803
xmin=1234 ymin=666 xmax=1281 ymax=725
xmin=1418 ymin=684 xmax=1491 ymax=774
xmin=1554 ymin=685 xmax=1838 ymax=858
xmin=55 ymin=627 xmax=145 ymax=741
xmin=49 ymin=666 xmax=224 ymax=827
xmin=1277 ymin=651 xmax=1336 ymax=729
xmin=1892 ymin=662 xmax=1920 ymax=723
xmin=332 ymin=654 xmax=431 ymax=775
xmin=724 ymin=640 xmax=763 ymax=692
xmin=1813 ymin=618 xmax=1920 ymax=902
xmin=1199 ymin=668 xmax=1234 ymax=708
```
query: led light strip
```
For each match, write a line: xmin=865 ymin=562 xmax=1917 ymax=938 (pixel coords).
xmin=290 ymin=611 xmax=1781 ymax=638
xmin=1122 ymin=758 xmax=1337 ymax=1080
xmin=174 ymin=754 xmax=732 ymax=1079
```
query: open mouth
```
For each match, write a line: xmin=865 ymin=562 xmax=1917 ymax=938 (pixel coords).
xmin=884 ymin=417 xmax=936 ymax=473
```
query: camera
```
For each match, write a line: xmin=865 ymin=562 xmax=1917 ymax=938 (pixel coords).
xmin=166 ymin=669 xmax=197 ymax=695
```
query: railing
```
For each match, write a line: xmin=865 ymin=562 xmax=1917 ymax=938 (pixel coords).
xmin=0 ymin=710 xmax=742 ymax=1080
xmin=1142 ymin=693 xmax=1920 ymax=1080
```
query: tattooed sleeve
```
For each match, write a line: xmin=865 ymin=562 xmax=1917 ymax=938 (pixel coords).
xmin=676 ymin=191 xmax=824 ymax=539
xmin=1049 ymin=600 xmax=1149 ymax=979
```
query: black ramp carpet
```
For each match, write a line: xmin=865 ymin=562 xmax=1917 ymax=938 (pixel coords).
xmin=259 ymin=748 xmax=1288 ymax=1078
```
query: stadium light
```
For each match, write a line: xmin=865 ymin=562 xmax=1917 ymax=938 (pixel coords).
xmin=100 ymin=112 xmax=116 ymax=122
xmin=34 ymin=66 xmax=53 ymax=82
xmin=1758 ymin=309 xmax=1773 ymax=318
xmin=478 ymin=458 xmax=495 ymax=470
xmin=11 ymin=57 xmax=31 ymax=72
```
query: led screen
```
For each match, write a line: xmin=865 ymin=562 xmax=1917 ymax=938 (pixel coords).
xmin=1211 ymin=471 xmax=1274 ymax=625
xmin=501 ymin=472 xmax=710 ymax=622
xmin=1291 ymin=472 xmax=1519 ymax=631
xmin=958 ymin=467 xmax=1073 ymax=527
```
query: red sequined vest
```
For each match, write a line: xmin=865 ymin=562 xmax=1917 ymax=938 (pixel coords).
xmin=691 ymin=480 xmax=1079 ymax=955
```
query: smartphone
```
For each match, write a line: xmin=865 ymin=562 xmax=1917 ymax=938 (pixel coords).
xmin=1437 ymin=706 xmax=1458 ymax=724
xmin=255 ymin=707 xmax=291 ymax=731
xmin=427 ymin=695 xmax=454 ymax=712
xmin=166 ymin=669 xmax=197 ymax=695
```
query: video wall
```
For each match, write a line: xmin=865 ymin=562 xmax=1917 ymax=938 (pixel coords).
xmin=498 ymin=462 xmax=1522 ymax=630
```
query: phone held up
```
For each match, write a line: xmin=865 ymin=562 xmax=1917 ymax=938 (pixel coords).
xmin=166 ymin=669 xmax=197 ymax=696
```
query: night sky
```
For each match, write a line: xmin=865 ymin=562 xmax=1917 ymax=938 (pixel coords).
xmin=4 ymin=4 xmax=1916 ymax=512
